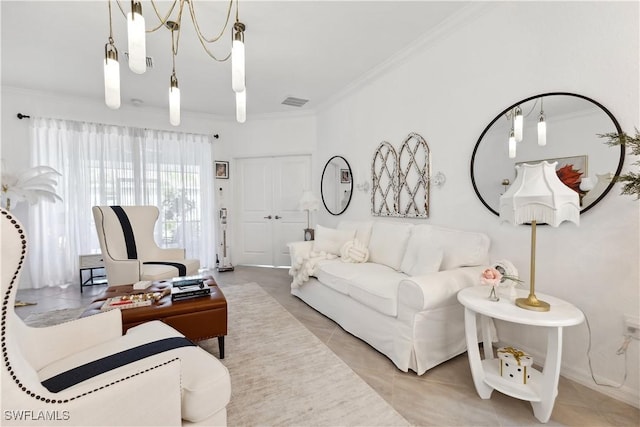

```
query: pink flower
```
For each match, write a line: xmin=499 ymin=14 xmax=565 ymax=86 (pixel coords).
xmin=481 ymin=268 xmax=503 ymax=286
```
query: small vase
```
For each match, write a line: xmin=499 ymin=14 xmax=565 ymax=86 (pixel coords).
xmin=508 ymin=283 xmax=517 ymax=303
xmin=488 ymin=285 xmax=500 ymax=302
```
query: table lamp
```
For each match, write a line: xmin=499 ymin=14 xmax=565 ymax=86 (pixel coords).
xmin=299 ymin=190 xmax=319 ymax=241
xmin=499 ymin=161 xmax=580 ymax=311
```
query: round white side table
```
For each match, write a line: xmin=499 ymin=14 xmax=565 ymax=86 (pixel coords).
xmin=457 ymin=286 xmax=584 ymax=423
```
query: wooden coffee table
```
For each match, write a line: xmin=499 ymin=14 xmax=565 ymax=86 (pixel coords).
xmin=82 ymin=277 xmax=227 ymax=358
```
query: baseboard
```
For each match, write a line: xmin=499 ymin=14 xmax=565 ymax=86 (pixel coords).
xmin=494 ymin=341 xmax=639 ymax=409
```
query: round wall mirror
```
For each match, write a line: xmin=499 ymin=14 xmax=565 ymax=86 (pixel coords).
xmin=471 ymin=92 xmax=624 ymax=216
xmin=321 ymin=155 xmax=353 ymax=215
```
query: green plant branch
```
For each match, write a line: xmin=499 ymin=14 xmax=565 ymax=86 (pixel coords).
xmin=598 ymin=128 xmax=640 ymax=199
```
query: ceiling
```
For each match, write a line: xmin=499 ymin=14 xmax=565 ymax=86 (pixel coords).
xmin=1 ymin=1 xmax=471 ymax=120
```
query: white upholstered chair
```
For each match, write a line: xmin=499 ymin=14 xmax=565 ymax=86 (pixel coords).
xmin=1 ymin=209 xmax=231 ymax=426
xmin=92 ymin=205 xmax=200 ymax=286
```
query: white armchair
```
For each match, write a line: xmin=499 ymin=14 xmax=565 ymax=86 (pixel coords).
xmin=1 ymin=209 xmax=230 ymax=426
xmin=92 ymin=205 xmax=200 ymax=286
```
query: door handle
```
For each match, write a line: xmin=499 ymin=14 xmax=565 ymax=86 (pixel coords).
xmin=264 ymin=215 xmax=272 ymax=219
xmin=275 ymin=215 xmax=282 ymax=219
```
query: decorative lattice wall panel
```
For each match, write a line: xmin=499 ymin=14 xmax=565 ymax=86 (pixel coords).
xmin=398 ymin=133 xmax=430 ymax=218
xmin=371 ymin=141 xmax=398 ymax=217
xmin=371 ymin=133 xmax=431 ymax=218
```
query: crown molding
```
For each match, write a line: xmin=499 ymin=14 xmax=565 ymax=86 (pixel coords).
xmin=316 ymin=2 xmax=499 ymax=113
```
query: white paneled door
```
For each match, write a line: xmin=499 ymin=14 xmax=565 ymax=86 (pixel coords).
xmin=235 ymin=155 xmax=311 ymax=266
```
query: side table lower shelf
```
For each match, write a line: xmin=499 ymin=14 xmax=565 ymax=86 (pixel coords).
xmin=481 ymin=359 xmax=542 ymax=402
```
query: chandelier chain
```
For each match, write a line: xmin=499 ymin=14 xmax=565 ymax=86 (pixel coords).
xmin=108 ymin=0 xmax=114 ymax=40
xmin=112 ymin=0 xmax=235 ymax=62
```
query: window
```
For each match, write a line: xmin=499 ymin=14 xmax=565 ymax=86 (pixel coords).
xmin=29 ymin=118 xmax=216 ymax=288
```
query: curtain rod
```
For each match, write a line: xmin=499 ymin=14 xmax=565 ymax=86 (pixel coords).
xmin=15 ymin=113 xmax=219 ymax=139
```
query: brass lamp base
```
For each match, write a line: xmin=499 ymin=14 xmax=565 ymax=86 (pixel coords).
xmin=516 ymin=294 xmax=550 ymax=312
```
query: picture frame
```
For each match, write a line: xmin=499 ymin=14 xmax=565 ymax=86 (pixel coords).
xmin=517 ymin=155 xmax=587 ymax=194
xmin=340 ymin=168 xmax=351 ymax=184
xmin=215 ymin=161 xmax=229 ymax=179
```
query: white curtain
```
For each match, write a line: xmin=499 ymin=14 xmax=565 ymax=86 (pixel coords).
xmin=29 ymin=117 xmax=216 ymax=288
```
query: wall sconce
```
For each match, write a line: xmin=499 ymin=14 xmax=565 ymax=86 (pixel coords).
xmin=356 ymin=181 xmax=370 ymax=192
xmin=430 ymin=171 xmax=446 ymax=187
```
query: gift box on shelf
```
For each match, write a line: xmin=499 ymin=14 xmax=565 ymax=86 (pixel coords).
xmin=498 ymin=346 xmax=533 ymax=384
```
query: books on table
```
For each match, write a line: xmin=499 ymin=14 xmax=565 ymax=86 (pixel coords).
xmin=171 ymin=277 xmax=211 ymax=301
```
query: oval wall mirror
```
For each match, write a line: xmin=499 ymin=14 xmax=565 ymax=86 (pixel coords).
xmin=321 ymin=155 xmax=353 ymax=216
xmin=471 ymin=92 xmax=624 ymax=216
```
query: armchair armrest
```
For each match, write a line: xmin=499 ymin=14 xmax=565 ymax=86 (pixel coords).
xmin=103 ymin=258 xmax=142 ymax=286
xmin=398 ymin=266 xmax=486 ymax=311
xmin=17 ymin=309 xmax=123 ymax=371
xmin=147 ymin=247 xmax=187 ymax=261
xmin=288 ymin=241 xmax=314 ymax=265
xmin=4 ymin=357 xmax=182 ymax=426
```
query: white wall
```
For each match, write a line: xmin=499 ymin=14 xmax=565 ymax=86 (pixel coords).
xmin=315 ymin=1 xmax=639 ymax=406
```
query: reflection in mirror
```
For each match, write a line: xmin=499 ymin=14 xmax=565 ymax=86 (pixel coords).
xmin=471 ymin=93 xmax=624 ymax=215
xmin=321 ymin=156 xmax=353 ymax=215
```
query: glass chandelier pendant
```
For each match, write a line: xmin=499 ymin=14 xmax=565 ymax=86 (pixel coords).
xmin=537 ymin=98 xmax=547 ymax=146
xmin=232 ymin=21 xmax=246 ymax=93
xmin=104 ymin=40 xmax=121 ymax=109
xmin=170 ymin=73 xmax=181 ymax=126
xmin=508 ymin=129 xmax=517 ymax=159
xmin=236 ymin=90 xmax=246 ymax=123
xmin=514 ymin=106 xmax=523 ymax=143
xmin=127 ymin=0 xmax=146 ymax=74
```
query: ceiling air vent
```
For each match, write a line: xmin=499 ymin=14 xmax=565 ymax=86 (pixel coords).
xmin=281 ymin=97 xmax=309 ymax=107
xmin=124 ymin=52 xmax=154 ymax=69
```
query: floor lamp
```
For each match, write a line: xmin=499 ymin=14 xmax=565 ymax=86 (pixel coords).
xmin=299 ymin=190 xmax=319 ymax=241
xmin=499 ymin=161 xmax=580 ymax=312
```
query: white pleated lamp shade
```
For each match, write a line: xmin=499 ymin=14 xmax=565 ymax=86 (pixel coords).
xmin=299 ymin=190 xmax=319 ymax=211
xmin=499 ymin=161 xmax=580 ymax=227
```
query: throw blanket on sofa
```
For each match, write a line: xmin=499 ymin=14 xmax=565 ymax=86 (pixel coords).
xmin=289 ymin=239 xmax=370 ymax=288
xmin=289 ymin=251 xmax=336 ymax=288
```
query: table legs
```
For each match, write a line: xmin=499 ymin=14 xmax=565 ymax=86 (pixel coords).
xmin=464 ymin=307 xmax=494 ymax=399
xmin=531 ymin=326 xmax=563 ymax=423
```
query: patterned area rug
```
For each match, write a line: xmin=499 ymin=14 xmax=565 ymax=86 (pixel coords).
xmin=23 ymin=283 xmax=408 ymax=426
xmin=201 ymin=282 xmax=408 ymax=426
xmin=24 ymin=307 xmax=85 ymax=327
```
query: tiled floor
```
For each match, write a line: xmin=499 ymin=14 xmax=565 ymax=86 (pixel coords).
xmin=16 ymin=266 xmax=640 ymax=426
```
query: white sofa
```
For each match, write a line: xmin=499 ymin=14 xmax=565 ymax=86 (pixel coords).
xmin=288 ymin=220 xmax=491 ymax=375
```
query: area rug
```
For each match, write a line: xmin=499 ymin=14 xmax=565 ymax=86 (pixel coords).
xmin=22 ymin=284 xmax=409 ymax=426
xmin=23 ymin=307 xmax=85 ymax=327
xmin=202 ymin=282 xmax=409 ymax=426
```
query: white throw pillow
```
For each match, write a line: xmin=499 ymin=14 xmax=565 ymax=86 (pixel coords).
xmin=313 ymin=225 xmax=356 ymax=256
xmin=400 ymin=230 xmax=443 ymax=276
xmin=367 ymin=222 xmax=413 ymax=271
xmin=340 ymin=239 xmax=370 ymax=263
xmin=337 ymin=220 xmax=374 ymax=247
xmin=425 ymin=225 xmax=490 ymax=270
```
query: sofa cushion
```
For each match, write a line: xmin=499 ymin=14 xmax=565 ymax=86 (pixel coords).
xmin=414 ymin=225 xmax=490 ymax=270
xmin=400 ymin=229 xmax=443 ymax=276
xmin=314 ymin=258 xmax=358 ymax=295
xmin=368 ymin=222 xmax=413 ymax=271
xmin=313 ymin=225 xmax=356 ymax=256
xmin=337 ymin=220 xmax=374 ymax=247
xmin=346 ymin=263 xmax=407 ymax=317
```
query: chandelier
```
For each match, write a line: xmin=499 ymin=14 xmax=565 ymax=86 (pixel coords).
xmin=506 ymin=98 xmax=546 ymax=159
xmin=103 ymin=0 xmax=247 ymax=124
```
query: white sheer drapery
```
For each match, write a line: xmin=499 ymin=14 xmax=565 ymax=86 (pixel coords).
xmin=29 ymin=117 xmax=216 ymax=288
